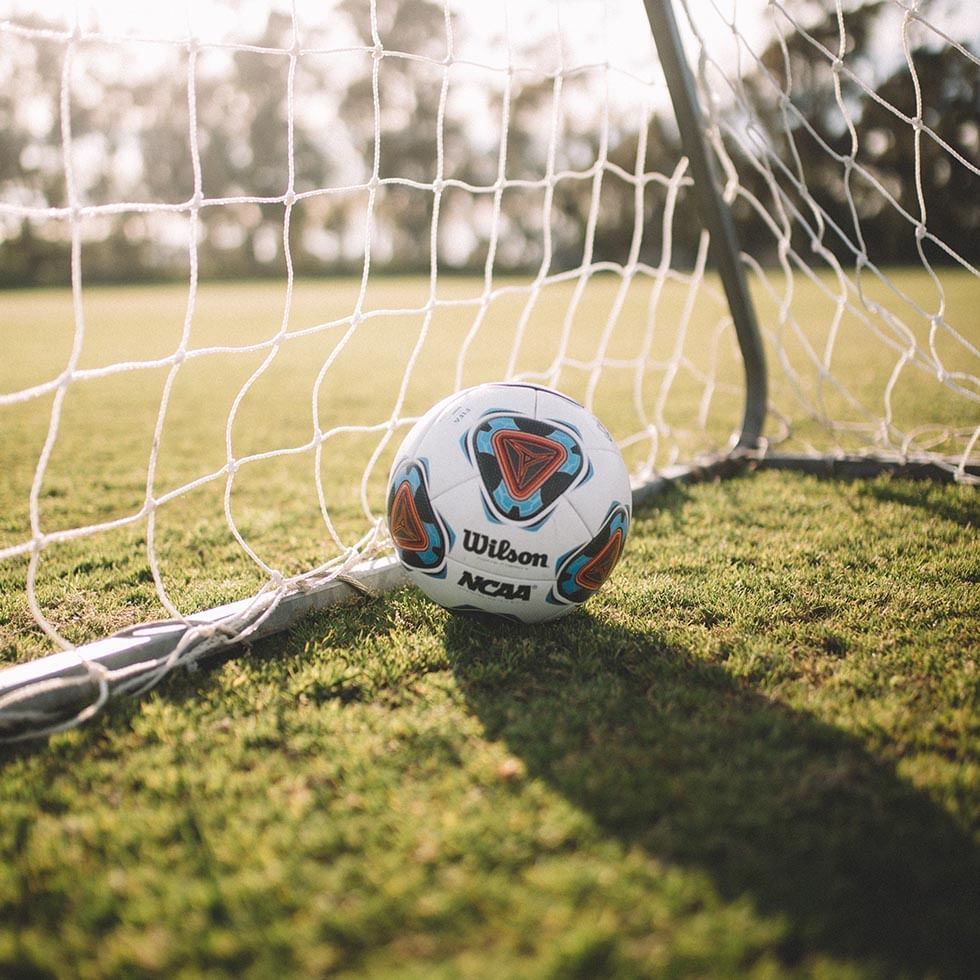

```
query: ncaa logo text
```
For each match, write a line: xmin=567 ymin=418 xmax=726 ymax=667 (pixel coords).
xmin=457 ymin=570 xmax=532 ymax=602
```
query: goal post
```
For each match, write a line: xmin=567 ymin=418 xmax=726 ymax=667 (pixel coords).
xmin=643 ymin=0 xmax=768 ymax=455
xmin=1 ymin=0 xmax=977 ymax=740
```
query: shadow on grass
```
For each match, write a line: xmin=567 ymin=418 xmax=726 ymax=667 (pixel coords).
xmin=856 ymin=478 xmax=980 ymax=529
xmin=1 ymin=564 xmax=976 ymax=976
xmin=445 ymin=612 xmax=979 ymax=977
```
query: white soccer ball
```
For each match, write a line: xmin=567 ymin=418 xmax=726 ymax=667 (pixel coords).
xmin=386 ymin=382 xmax=631 ymax=623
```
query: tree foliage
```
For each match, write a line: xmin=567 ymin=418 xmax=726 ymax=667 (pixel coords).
xmin=0 ymin=0 xmax=975 ymax=287
xmin=730 ymin=0 xmax=979 ymax=268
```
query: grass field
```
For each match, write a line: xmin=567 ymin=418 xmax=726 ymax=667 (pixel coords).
xmin=1 ymin=270 xmax=976 ymax=653
xmin=1 ymin=274 xmax=978 ymax=976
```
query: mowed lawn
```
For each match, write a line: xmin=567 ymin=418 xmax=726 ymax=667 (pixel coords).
xmin=1 ymin=270 xmax=976 ymax=653
xmin=0 ymin=273 xmax=978 ymax=977
xmin=2 ymin=272 xmax=751 ymax=656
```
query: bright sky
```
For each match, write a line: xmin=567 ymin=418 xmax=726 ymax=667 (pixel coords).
xmin=0 ymin=0 xmax=787 ymax=126
xmin=2 ymin=0 xmax=973 ymax=122
xmin=2 ymin=0 xmax=973 ymax=53
xmin=0 ymin=0 xmax=769 ymax=67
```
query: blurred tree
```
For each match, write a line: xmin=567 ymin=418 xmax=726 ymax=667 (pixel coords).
xmin=0 ymin=18 xmax=75 ymax=285
xmin=861 ymin=45 xmax=979 ymax=264
xmin=193 ymin=11 xmax=299 ymax=278
xmin=1 ymin=1 xmax=975 ymax=286
xmin=591 ymin=112 xmax=693 ymax=270
xmin=727 ymin=0 xmax=978 ymax=267
xmin=335 ymin=0 xmax=458 ymax=272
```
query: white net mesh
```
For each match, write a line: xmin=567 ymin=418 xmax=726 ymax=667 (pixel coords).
xmin=685 ymin=0 xmax=979 ymax=467
xmin=0 ymin=0 xmax=977 ymax=737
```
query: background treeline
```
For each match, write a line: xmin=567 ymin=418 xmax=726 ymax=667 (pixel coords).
xmin=0 ymin=0 xmax=976 ymax=287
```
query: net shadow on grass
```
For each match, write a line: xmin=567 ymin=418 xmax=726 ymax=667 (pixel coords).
xmin=855 ymin=479 xmax=980 ymax=530
xmin=445 ymin=612 xmax=980 ymax=978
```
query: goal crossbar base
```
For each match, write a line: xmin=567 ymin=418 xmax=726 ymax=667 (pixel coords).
xmin=757 ymin=453 xmax=979 ymax=484
xmin=0 ymin=557 xmax=408 ymax=742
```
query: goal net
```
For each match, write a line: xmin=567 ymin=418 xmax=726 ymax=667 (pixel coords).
xmin=0 ymin=0 xmax=977 ymax=738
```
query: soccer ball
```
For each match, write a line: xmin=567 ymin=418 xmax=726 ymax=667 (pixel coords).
xmin=386 ymin=382 xmax=631 ymax=623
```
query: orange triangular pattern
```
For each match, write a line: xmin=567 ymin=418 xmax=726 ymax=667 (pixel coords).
xmin=491 ymin=429 xmax=568 ymax=501
xmin=390 ymin=482 xmax=429 ymax=551
xmin=575 ymin=529 xmax=624 ymax=591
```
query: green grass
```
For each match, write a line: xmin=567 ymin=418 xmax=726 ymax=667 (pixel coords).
xmin=1 ymin=273 xmax=748 ymax=654
xmin=0 ymin=274 xmax=978 ymax=977
xmin=1 ymin=471 xmax=978 ymax=977
xmin=1 ymin=270 xmax=977 ymax=654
